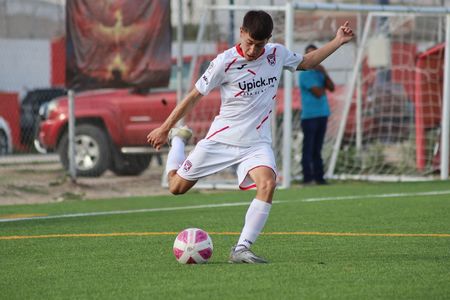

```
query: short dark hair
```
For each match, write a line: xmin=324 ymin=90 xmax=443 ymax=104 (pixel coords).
xmin=305 ymin=44 xmax=318 ymax=53
xmin=242 ymin=10 xmax=273 ymax=40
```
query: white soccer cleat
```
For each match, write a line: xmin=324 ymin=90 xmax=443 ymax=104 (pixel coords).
xmin=228 ymin=245 xmax=268 ymax=264
xmin=168 ymin=125 xmax=193 ymax=146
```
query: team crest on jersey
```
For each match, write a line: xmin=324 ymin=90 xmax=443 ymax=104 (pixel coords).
xmin=183 ymin=160 xmax=193 ymax=172
xmin=267 ymin=53 xmax=276 ymax=66
xmin=267 ymin=48 xmax=277 ymax=66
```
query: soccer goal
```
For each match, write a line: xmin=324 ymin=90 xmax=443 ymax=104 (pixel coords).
xmin=166 ymin=2 xmax=450 ymax=190
xmin=315 ymin=4 xmax=450 ymax=182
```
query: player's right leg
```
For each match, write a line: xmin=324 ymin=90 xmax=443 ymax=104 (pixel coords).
xmin=165 ymin=126 xmax=197 ymax=195
xmin=167 ymin=171 xmax=197 ymax=195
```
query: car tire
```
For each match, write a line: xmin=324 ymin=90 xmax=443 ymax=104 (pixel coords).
xmin=110 ymin=152 xmax=151 ymax=176
xmin=58 ymin=124 xmax=111 ymax=177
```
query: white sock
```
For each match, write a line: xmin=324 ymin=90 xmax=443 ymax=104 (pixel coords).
xmin=236 ymin=199 xmax=272 ymax=251
xmin=165 ymin=136 xmax=186 ymax=175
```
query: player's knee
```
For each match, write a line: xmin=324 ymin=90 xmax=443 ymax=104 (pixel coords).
xmin=257 ymin=177 xmax=277 ymax=194
xmin=167 ymin=173 xmax=188 ymax=195
xmin=169 ymin=186 xmax=186 ymax=195
xmin=168 ymin=184 xmax=187 ymax=195
xmin=167 ymin=173 xmax=197 ymax=195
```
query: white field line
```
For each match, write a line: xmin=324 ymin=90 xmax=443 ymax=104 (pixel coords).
xmin=1 ymin=190 xmax=449 ymax=223
xmin=301 ymin=190 xmax=450 ymax=202
xmin=0 ymin=202 xmax=251 ymax=223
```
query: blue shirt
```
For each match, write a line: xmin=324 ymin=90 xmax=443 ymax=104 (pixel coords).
xmin=299 ymin=69 xmax=331 ymax=120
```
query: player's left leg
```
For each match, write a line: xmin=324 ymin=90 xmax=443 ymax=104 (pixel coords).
xmin=230 ymin=145 xmax=277 ymax=263
xmin=249 ymin=166 xmax=277 ymax=203
xmin=237 ymin=167 xmax=276 ymax=244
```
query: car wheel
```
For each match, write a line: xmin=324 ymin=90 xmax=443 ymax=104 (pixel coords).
xmin=58 ymin=124 xmax=111 ymax=177
xmin=110 ymin=152 xmax=151 ymax=176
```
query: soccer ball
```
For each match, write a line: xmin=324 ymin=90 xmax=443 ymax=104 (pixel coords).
xmin=173 ymin=228 xmax=213 ymax=264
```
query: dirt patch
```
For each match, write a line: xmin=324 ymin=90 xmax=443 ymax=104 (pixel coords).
xmin=0 ymin=155 xmax=170 ymax=205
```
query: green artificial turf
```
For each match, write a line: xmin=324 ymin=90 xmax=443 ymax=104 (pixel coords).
xmin=1 ymin=181 xmax=449 ymax=299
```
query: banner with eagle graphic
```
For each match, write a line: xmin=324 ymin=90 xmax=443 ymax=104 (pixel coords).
xmin=66 ymin=0 xmax=171 ymax=90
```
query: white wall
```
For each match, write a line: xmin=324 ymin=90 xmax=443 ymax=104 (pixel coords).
xmin=292 ymin=42 xmax=356 ymax=86
xmin=0 ymin=39 xmax=51 ymax=97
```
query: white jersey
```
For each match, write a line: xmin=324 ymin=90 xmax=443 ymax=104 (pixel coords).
xmin=195 ymin=43 xmax=303 ymax=147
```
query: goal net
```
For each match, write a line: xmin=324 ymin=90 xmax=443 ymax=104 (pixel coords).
xmin=168 ymin=3 xmax=449 ymax=189
xmin=325 ymin=11 xmax=448 ymax=181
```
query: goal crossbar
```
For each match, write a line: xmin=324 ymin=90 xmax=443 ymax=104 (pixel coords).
xmin=293 ymin=2 xmax=450 ymax=15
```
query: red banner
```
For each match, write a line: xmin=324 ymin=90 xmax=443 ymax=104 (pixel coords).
xmin=66 ymin=0 xmax=171 ymax=90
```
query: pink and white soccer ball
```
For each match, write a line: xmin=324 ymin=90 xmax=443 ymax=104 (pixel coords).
xmin=173 ymin=228 xmax=213 ymax=264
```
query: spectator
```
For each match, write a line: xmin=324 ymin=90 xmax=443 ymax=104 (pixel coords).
xmin=298 ymin=44 xmax=335 ymax=185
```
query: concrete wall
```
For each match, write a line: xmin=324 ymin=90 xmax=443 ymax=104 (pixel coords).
xmin=0 ymin=39 xmax=51 ymax=96
xmin=0 ymin=0 xmax=65 ymax=39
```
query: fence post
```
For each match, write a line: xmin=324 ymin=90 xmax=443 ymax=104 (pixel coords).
xmin=68 ymin=89 xmax=76 ymax=183
xmin=281 ymin=0 xmax=294 ymax=188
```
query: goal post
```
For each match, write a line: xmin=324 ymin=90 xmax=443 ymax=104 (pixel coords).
xmin=441 ymin=14 xmax=450 ymax=179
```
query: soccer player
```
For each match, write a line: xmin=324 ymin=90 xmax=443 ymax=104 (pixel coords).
xmin=147 ymin=10 xmax=353 ymax=263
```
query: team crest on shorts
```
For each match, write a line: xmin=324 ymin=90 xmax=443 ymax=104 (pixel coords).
xmin=183 ymin=160 xmax=193 ymax=172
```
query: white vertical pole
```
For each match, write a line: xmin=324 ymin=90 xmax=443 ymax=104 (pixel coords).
xmin=355 ymin=9 xmax=363 ymax=152
xmin=282 ymin=0 xmax=294 ymax=188
xmin=176 ymin=0 xmax=184 ymax=126
xmin=187 ymin=10 xmax=208 ymax=92
xmin=440 ymin=14 xmax=450 ymax=179
xmin=327 ymin=13 xmax=373 ymax=178
xmin=68 ymin=89 xmax=76 ymax=183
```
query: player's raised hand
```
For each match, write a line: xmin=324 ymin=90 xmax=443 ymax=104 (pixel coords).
xmin=147 ymin=127 xmax=169 ymax=150
xmin=336 ymin=21 xmax=354 ymax=45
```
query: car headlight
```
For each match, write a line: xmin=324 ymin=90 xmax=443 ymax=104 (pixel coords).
xmin=39 ymin=100 xmax=58 ymax=120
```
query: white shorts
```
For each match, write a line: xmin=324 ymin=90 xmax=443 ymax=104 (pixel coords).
xmin=177 ymin=139 xmax=277 ymax=190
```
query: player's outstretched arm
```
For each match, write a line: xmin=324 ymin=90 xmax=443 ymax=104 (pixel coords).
xmin=147 ymin=88 xmax=203 ymax=150
xmin=297 ymin=21 xmax=354 ymax=71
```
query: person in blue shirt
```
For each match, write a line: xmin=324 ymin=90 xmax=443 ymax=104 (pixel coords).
xmin=298 ymin=44 xmax=335 ymax=185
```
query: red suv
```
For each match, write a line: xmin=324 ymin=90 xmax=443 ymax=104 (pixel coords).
xmin=36 ymin=56 xmax=224 ymax=176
